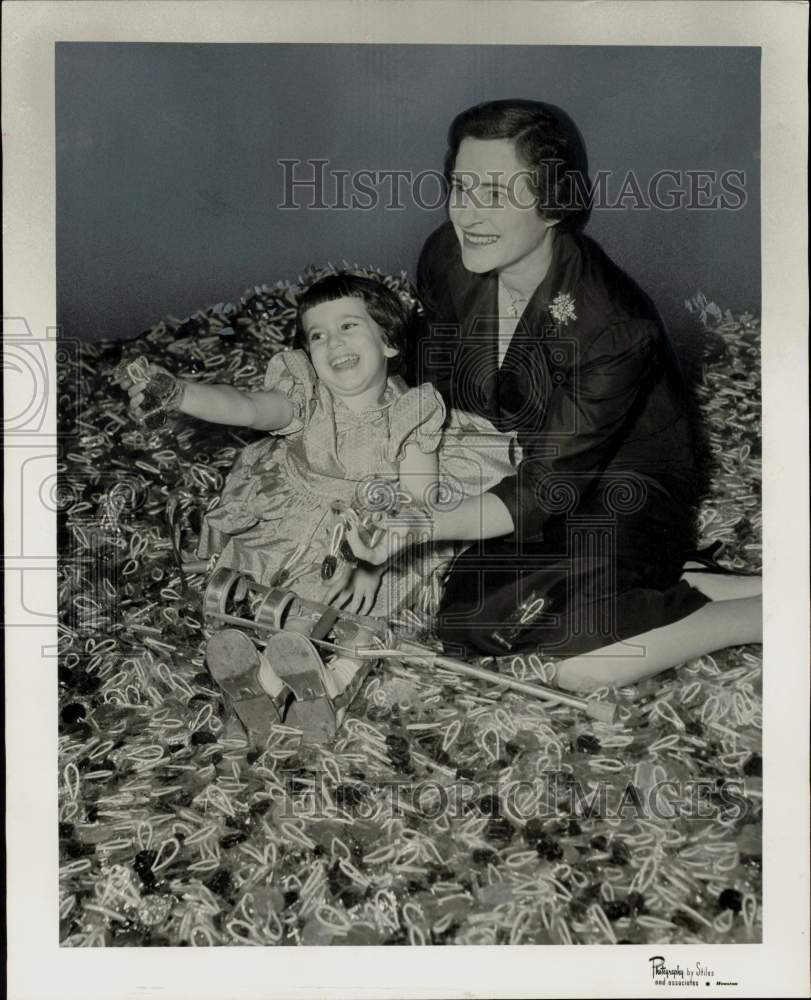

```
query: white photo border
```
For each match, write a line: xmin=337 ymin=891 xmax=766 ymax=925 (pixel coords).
xmin=3 ymin=2 xmax=808 ymax=998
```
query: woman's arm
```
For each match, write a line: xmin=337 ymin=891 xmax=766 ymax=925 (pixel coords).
xmin=343 ymin=492 xmax=515 ymax=565
xmin=432 ymin=491 xmax=514 ymax=541
xmin=489 ymin=320 xmax=658 ymax=542
xmin=347 ymin=321 xmax=658 ymax=563
xmin=397 ymin=442 xmax=439 ymax=508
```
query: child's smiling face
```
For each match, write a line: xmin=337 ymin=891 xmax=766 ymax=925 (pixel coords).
xmin=301 ymin=297 xmax=399 ymax=409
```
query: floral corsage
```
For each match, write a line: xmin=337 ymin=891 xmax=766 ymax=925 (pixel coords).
xmin=549 ymin=292 xmax=577 ymax=326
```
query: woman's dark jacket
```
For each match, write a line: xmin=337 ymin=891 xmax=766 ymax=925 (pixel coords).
xmin=408 ymin=221 xmax=697 ymax=544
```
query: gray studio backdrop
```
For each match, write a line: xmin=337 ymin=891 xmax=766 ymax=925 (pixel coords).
xmin=56 ymin=44 xmax=760 ymax=343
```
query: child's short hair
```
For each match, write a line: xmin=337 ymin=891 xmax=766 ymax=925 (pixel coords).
xmin=294 ymin=272 xmax=412 ymax=373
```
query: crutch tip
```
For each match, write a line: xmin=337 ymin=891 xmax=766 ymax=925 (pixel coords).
xmin=586 ymin=699 xmax=618 ymax=724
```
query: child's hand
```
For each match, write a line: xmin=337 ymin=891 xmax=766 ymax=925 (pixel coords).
xmin=125 ymin=362 xmax=160 ymax=420
xmin=327 ymin=564 xmax=386 ymax=615
xmin=118 ymin=359 xmax=184 ymax=422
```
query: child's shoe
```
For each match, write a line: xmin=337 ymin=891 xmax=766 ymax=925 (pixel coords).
xmin=205 ymin=628 xmax=285 ymax=742
xmin=322 ymin=655 xmax=370 ymax=729
xmin=265 ymin=631 xmax=339 ymax=744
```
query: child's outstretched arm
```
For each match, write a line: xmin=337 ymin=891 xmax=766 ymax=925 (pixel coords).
xmin=126 ymin=362 xmax=295 ymax=431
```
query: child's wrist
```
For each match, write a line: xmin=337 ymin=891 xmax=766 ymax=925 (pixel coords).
xmin=163 ymin=376 xmax=186 ymax=413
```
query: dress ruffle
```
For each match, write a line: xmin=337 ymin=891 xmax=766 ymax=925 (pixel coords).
xmin=386 ymin=384 xmax=446 ymax=463
xmin=261 ymin=349 xmax=316 ymax=436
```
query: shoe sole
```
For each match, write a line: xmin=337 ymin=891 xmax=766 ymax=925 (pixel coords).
xmin=266 ymin=632 xmax=337 ymax=743
xmin=205 ymin=629 xmax=281 ymax=740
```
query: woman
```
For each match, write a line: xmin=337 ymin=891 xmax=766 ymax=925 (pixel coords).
xmin=346 ymin=99 xmax=761 ymax=692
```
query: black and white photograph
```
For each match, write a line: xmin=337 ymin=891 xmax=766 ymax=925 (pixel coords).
xmin=4 ymin=2 xmax=809 ymax=998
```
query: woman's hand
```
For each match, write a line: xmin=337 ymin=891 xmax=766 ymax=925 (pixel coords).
xmin=342 ymin=508 xmax=433 ymax=566
xmin=326 ymin=564 xmax=387 ymax=615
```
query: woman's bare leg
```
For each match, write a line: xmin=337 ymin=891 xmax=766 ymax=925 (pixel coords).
xmin=553 ymin=595 xmax=762 ymax=693
xmin=681 ymin=570 xmax=762 ymax=600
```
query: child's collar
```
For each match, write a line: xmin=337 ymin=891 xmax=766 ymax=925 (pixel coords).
xmin=328 ymin=378 xmax=401 ymax=415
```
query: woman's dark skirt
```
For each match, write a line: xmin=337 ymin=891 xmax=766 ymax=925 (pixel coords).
xmin=435 ymin=472 xmax=709 ymax=658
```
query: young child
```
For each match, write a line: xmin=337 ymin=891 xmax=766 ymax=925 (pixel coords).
xmin=127 ymin=272 xmax=516 ymax=617
xmin=124 ymin=272 xmax=517 ymax=741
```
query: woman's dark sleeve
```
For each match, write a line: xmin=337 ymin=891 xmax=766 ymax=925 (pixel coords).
xmin=489 ymin=319 xmax=658 ymax=543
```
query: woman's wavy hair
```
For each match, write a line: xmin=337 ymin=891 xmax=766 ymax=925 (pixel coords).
xmin=445 ymin=99 xmax=592 ymax=230
xmin=294 ymin=272 xmax=411 ymax=374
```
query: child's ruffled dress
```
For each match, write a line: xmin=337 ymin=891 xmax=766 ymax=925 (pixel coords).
xmin=197 ymin=349 xmax=518 ymax=617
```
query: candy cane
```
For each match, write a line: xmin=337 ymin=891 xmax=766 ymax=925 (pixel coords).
xmin=339 ymin=859 xmax=370 ymax=889
xmin=73 ymin=595 xmax=101 ymax=612
xmin=315 ymin=904 xmax=351 ymax=933
xmin=88 ymin=740 xmax=115 ymax=761
xmin=509 ymin=656 xmax=527 ymax=680
xmin=713 ymin=852 xmax=740 ymax=874
xmin=420 ymin=839 xmax=445 ymax=866
xmin=190 ymin=924 xmax=216 ymax=947
xmin=505 ymin=851 xmax=538 ymax=869
xmin=494 ymin=708 xmax=517 ymax=737
xmin=226 ymin=919 xmax=258 ymax=944
xmin=329 ymin=837 xmax=352 ymax=862
xmin=393 ymin=844 xmax=421 ymax=868
xmin=601 ymin=734 xmax=636 ymax=749
xmin=188 ymin=857 xmax=220 ymax=874
xmin=191 ymin=704 xmax=214 ymax=733
xmin=433 ymin=811 xmax=451 ymax=834
xmin=653 ymin=700 xmax=685 ymax=730
xmin=441 ymin=719 xmax=462 ymax=752
xmin=480 ymin=727 xmax=500 ymax=762
xmin=555 ymin=919 xmax=573 ymax=945
xmin=59 ymin=858 xmax=92 ymax=876
xmin=63 ymin=762 xmax=80 ymax=801
xmin=128 ymin=532 xmax=149 ymax=559
xmin=742 ymin=893 xmax=758 ymax=929
xmin=264 ymin=909 xmax=284 ymax=942
xmin=589 ymin=757 xmax=625 ymax=773
xmin=432 ymin=912 xmax=455 ymax=936
xmin=631 ymin=853 xmax=659 ymax=894
xmin=172 ymin=674 xmax=196 ymax=699
xmin=701 ymin=695 xmax=721 ymax=725
xmin=661 ymin=828 xmax=687 ymax=847
xmin=406 ymin=925 xmax=426 ymax=946
xmin=152 ymin=837 xmax=180 ymax=872
xmin=713 ymin=909 xmax=734 ymax=933
xmin=649 ymin=734 xmax=681 ymax=753
xmin=364 ymin=844 xmax=396 ymax=865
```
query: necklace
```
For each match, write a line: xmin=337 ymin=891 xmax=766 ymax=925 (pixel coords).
xmin=499 ymin=278 xmax=529 ymax=319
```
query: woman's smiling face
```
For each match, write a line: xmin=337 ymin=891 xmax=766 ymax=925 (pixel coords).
xmin=301 ymin=297 xmax=399 ymax=408
xmin=449 ymin=137 xmax=557 ymax=280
